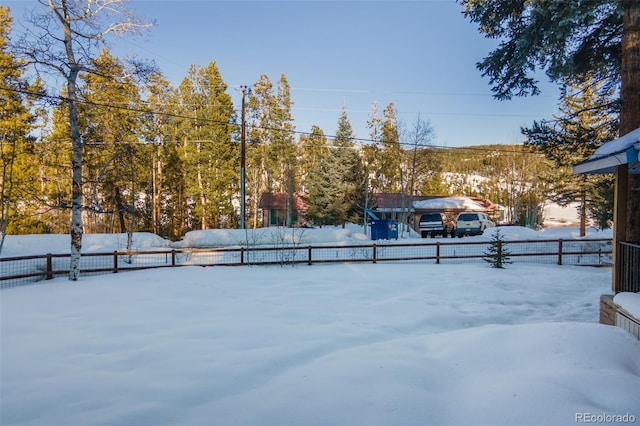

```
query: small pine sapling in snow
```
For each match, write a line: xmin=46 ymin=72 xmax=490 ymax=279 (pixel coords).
xmin=484 ymin=228 xmax=512 ymax=268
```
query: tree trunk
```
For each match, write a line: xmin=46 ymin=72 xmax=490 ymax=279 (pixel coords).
xmin=69 ymin=89 xmax=83 ymax=281
xmin=580 ymin=181 xmax=586 ymax=237
xmin=611 ymin=1 xmax=640 ymax=291
xmin=152 ymin=148 xmax=161 ymax=235
xmin=156 ymin=156 xmax=162 ymax=234
xmin=180 ymin=187 xmax=187 ymax=235
xmin=197 ymin=166 xmax=207 ymax=230
xmin=196 ymin=140 xmax=207 ymax=230
xmin=286 ymin=161 xmax=293 ymax=227
xmin=114 ymin=186 xmax=126 ymax=233
xmin=251 ymin=168 xmax=259 ymax=228
xmin=67 ymin=64 xmax=84 ymax=280
xmin=0 ymin=129 xmax=17 ymax=254
xmin=52 ymin=1 xmax=84 ymax=281
xmin=621 ymin=0 xmax=640 ymax=242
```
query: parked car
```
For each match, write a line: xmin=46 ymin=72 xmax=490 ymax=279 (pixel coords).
xmin=419 ymin=212 xmax=454 ymax=238
xmin=454 ymin=212 xmax=492 ymax=237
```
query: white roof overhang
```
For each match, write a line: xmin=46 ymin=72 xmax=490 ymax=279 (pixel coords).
xmin=573 ymin=128 xmax=640 ymax=175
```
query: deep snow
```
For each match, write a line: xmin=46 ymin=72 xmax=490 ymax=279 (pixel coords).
xmin=1 ymin=226 xmax=639 ymax=426
xmin=0 ymin=223 xmax=613 ymax=257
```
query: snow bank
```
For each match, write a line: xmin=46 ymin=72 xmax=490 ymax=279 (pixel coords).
xmin=536 ymin=226 xmax=612 ymax=240
xmin=615 ymin=292 xmax=640 ymax=319
xmin=2 ymin=264 xmax=637 ymax=426
xmin=83 ymin=232 xmax=173 ymax=252
xmin=0 ymin=225 xmax=614 ymax=258
xmin=173 ymin=227 xmax=356 ymax=248
xmin=0 ymin=232 xmax=173 ymax=257
xmin=464 ymin=225 xmax=611 ymax=242
xmin=487 ymin=226 xmax=541 ymax=240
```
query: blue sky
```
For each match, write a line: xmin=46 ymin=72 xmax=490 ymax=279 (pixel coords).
xmin=8 ymin=0 xmax=562 ymax=147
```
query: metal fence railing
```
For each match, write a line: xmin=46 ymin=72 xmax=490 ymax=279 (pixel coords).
xmin=618 ymin=241 xmax=640 ymax=293
xmin=0 ymin=238 xmax=613 ymax=289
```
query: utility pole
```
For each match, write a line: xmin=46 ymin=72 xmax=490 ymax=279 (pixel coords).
xmin=239 ymin=85 xmax=249 ymax=229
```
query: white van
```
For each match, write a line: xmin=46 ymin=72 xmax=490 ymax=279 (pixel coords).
xmin=454 ymin=212 xmax=492 ymax=237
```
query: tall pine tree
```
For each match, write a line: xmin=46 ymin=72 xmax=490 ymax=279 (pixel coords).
xmin=299 ymin=125 xmax=330 ymax=194
xmin=304 ymin=125 xmax=336 ymax=225
xmin=247 ymin=74 xmax=275 ymax=226
xmin=0 ymin=6 xmax=44 ymax=245
xmin=81 ymin=48 xmax=146 ymax=235
xmin=174 ymin=62 xmax=237 ymax=230
xmin=139 ymin=71 xmax=178 ymax=237
xmin=377 ymin=103 xmax=402 ymax=193
xmin=271 ymin=74 xmax=297 ymax=226
xmin=523 ymin=75 xmax=617 ymax=234
xmin=332 ymin=107 xmax=365 ymax=226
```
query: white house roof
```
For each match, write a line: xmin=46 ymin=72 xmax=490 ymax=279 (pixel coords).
xmin=573 ymin=127 xmax=640 ymax=174
xmin=413 ymin=196 xmax=489 ymax=211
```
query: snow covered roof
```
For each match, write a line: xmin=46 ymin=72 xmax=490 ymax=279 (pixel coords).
xmin=412 ymin=196 xmax=495 ymax=212
xmin=370 ymin=194 xmax=497 ymax=213
xmin=573 ymin=127 xmax=640 ymax=174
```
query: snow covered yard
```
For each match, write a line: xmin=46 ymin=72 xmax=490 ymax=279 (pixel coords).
xmin=2 ymin=258 xmax=639 ymax=426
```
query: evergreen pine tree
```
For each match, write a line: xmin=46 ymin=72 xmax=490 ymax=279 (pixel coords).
xmin=174 ymin=62 xmax=236 ymax=230
xmin=523 ymin=75 xmax=617 ymax=233
xmin=377 ymin=103 xmax=401 ymax=193
xmin=140 ymin=71 xmax=180 ymax=238
xmin=332 ymin=106 xmax=365 ymax=226
xmin=0 ymin=6 xmax=44 ymax=244
xmin=246 ymin=74 xmax=275 ymax=226
xmin=301 ymin=126 xmax=331 ymax=225
xmin=300 ymin=125 xmax=329 ymax=190
xmin=306 ymin=149 xmax=342 ymax=226
xmin=588 ymin=176 xmax=615 ymax=230
xmin=81 ymin=48 xmax=146 ymax=235
xmin=483 ymin=228 xmax=511 ymax=269
xmin=272 ymin=74 xmax=297 ymax=226
xmin=365 ymin=102 xmax=383 ymax=195
xmin=40 ymin=96 xmax=75 ymax=232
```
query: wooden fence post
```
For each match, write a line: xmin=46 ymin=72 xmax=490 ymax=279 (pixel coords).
xmin=308 ymin=246 xmax=312 ymax=265
xmin=436 ymin=242 xmax=440 ymax=264
xmin=240 ymin=247 xmax=244 ymax=265
xmin=46 ymin=254 xmax=53 ymax=280
xmin=557 ymin=239 xmax=563 ymax=265
xmin=171 ymin=250 xmax=176 ymax=267
xmin=373 ymin=244 xmax=377 ymax=264
xmin=113 ymin=251 xmax=118 ymax=273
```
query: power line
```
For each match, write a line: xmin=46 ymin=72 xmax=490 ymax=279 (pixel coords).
xmin=288 ymin=86 xmax=557 ymax=99
xmin=1 ymin=85 xmax=547 ymax=156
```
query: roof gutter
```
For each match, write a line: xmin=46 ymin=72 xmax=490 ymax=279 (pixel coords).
xmin=573 ymin=144 xmax=640 ymax=175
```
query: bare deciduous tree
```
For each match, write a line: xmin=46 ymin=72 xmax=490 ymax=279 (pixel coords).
xmin=13 ymin=0 xmax=151 ymax=280
xmin=398 ymin=116 xmax=435 ymax=236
